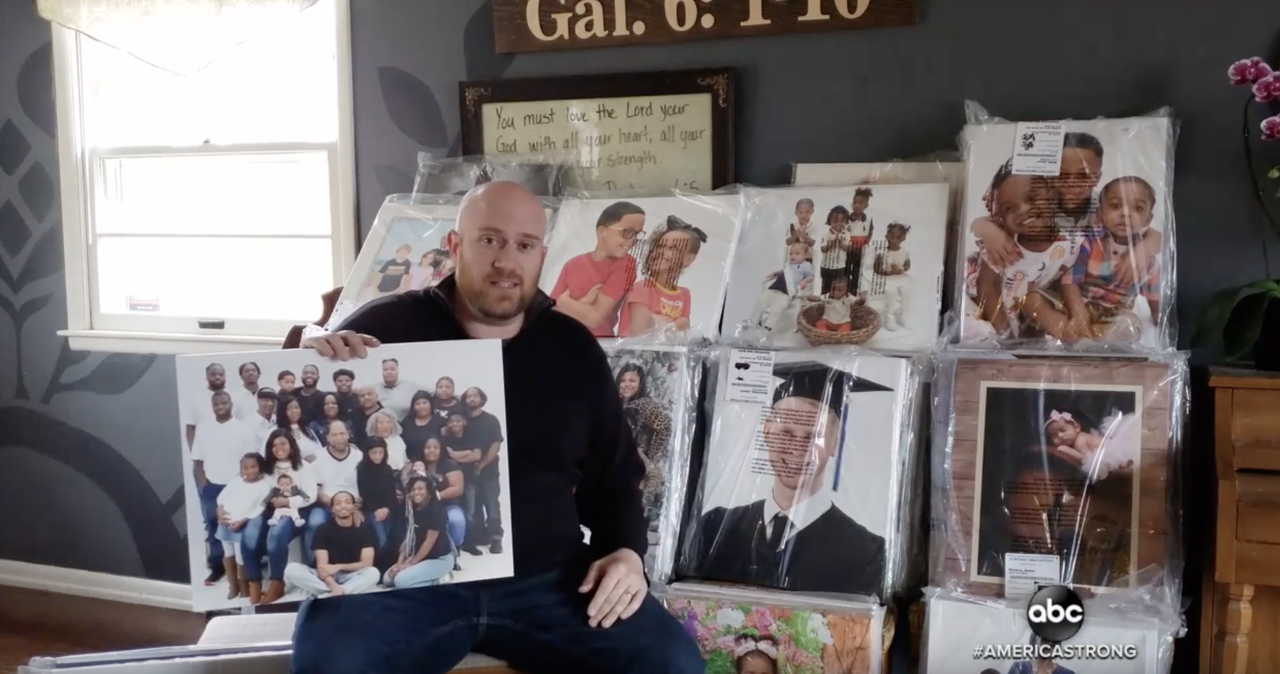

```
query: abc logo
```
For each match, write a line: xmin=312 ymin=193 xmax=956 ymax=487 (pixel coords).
xmin=1026 ymin=585 xmax=1085 ymax=641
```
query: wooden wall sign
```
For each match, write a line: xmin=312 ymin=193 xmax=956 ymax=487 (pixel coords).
xmin=460 ymin=68 xmax=734 ymax=194
xmin=491 ymin=0 xmax=918 ymax=54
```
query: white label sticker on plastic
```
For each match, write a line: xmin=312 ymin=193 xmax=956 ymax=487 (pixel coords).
xmin=725 ymin=349 xmax=776 ymax=406
xmin=1004 ymin=553 xmax=1060 ymax=598
xmin=1010 ymin=122 xmax=1066 ymax=176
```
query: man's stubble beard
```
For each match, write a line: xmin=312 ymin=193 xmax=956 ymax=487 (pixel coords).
xmin=456 ymin=267 xmax=537 ymax=322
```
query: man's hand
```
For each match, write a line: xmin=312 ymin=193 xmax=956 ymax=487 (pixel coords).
xmin=316 ymin=563 xmax=338 ymax=580
xmin=303 ymin=330 xmax=380 ymax=361
xmin=230 ymin=518 xmax=247 ymax=532
xmin=578 ymin=548 xmax=646 ymax=629
xmin=374 ymin=507 xmax=389 ymax=522
xmin=386 ymin=563 xmax=404 ymax=580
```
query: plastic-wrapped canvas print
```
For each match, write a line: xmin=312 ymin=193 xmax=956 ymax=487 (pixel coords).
xmin=722 ymin=185 xmax=949 ymax=352
xmin=664 ymin=582 xmax=885 ymax=674
xmin=176 ymin=340 xmax=512 ymax=611
xmin=682 ymin=349 xmax=914 ymax=599
xmin=540 ymin=193 xmax=742 ymax=341
xmin=327 ymin=198 xmax=460 ymax=330
xmin=603 ymin=345 xmax=699 ymax=583
xmin=957 ymin=114 xmax=1175 ymax=352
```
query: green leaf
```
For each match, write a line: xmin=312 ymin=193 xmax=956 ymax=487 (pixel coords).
xmin=1223 ymin=292 xmax=1275 ymax=361
xmin=1193 ymin=287 xmax=1248 ymax=348
xmin=1269 ymin=166 xmax=1280 ymax=180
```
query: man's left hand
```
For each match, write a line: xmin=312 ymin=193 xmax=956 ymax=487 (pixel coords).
xmin=578 ymin=548 xmax=646 ymax=629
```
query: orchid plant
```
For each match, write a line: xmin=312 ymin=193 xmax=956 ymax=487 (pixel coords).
xmin=1192 ymin=57 xmax=1280 ymax=362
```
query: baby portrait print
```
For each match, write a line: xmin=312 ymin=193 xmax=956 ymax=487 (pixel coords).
xmin=540 ymin=194 xmax=743 ymax=341
xmin=958 ymin=116 xmax=1173 ymax=350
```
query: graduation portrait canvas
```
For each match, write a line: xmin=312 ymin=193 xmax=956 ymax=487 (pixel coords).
xmin=603 ymin=344 xmax=699 ymax=583
xmin=664 ymin=582 xmax=886 ymax=674
xmin=327 ymin=198 xmax=460 ymax=330
xmin=721 ymin=184 xmax=949 ymax=352
xmin=176 ymin=340 xmax=513 ymax=611
xmin=923 ymin=592 xmax=1168 ymax=674
xmin=957 ymin=115 xmax=1174 ymax=352
xmin=539 ymin=193 xmax=743 ymax=341
xmin=684 ymin=348 xmax=912 ymax=599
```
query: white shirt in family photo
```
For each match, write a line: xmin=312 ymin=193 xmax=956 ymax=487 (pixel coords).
xmin=312 ymin=447 xmax=363 ymax=500
xmin=191 ymin=417 xmax=256 ymax=486
xmin=216 ymin=477 xmax=273 ymax=522
xmin=376 ymin=380 xmax=418 ymax=419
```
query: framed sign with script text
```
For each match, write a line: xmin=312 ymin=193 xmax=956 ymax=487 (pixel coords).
xmin=460 ymin=68 xmax=734 ymax=194
xmin=491 ymin=0 xmax=917 ymax=54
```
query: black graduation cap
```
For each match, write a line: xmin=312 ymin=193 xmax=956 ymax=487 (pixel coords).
xmin=770 ymin=360 xmax=893 ymax=417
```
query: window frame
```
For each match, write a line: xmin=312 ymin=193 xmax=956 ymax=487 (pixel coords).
xmin=51 ymin=0 xmax=358 ymax=355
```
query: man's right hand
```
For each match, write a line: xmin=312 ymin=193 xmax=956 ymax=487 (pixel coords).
xmin=302 ymin=330 xmax=380 ymax=361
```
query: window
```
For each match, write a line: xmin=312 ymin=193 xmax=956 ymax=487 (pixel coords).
xmin=53 ymin=0 xmax=356 ymax=354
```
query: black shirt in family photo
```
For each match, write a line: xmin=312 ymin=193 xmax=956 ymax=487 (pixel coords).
xmin=429 ymin=458 xmax=463 ymax=508
xmin=313 ymin=520 xmax=377 ymax=566
xmin=411 ymin=502 xmax=454 ymax=560
xmin=377 ymin=258 xmax=412 ymax=292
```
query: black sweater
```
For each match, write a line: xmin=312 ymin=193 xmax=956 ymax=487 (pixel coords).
xmin=337 ymin=276 xmax=648 ymax=576
xmin=356 ymin=463 xmax=399 ymax=514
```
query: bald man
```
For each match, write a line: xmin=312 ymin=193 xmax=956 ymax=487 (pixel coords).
xmin=296 ymin=182 xmax=703 ymax=674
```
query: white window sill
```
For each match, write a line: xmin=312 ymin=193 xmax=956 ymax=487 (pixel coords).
xmin=58 ymin=329 xmax=285 ymax=355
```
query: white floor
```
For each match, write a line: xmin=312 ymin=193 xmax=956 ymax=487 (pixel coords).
xmin=192 ymin=543 xmax=513 ymax=612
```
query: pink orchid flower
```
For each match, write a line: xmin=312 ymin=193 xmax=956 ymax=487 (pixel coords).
xmin=1262 ymin=115 xmax=1280 ymax=141
xmin=1230 ymin=57 xmax=1273 ymax=85
xmin=1254 ymin=73 xmax=1280 ymax=102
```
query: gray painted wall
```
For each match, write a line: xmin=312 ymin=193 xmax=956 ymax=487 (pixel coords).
xmin=0 ymin=0 xmax=1278 ymax=584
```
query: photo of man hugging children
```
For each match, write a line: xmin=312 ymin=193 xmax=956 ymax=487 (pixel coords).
xmin=964 ymin=131 xmax=1165 ymax=346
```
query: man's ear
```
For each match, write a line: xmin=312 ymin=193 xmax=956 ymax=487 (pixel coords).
xmin=445 ymin=230 xmax=460 ymax=256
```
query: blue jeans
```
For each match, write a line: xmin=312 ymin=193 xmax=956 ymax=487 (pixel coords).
xmin=198 ymin=482 xmax=225 ymax=573
xmin=291 ymin=568 xmax=704 ymax=674
xmin=241 ymin=506 xmax=315 ymax=582
xmin=384 ymin=554 xmax=454 ymax=589
xmin=369 ymin=517 xmax=390 ymax=551
xmin=444 ymin=505 xmax=466 ymax=549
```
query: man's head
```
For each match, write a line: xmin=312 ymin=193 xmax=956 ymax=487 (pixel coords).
xmin=1057 ymin=132 xmax=1105 ymax=215
xmin=326 ymin=419 xmax=350 ymax=450
xmin=435 ymin=376 xmax=455 ymax=401
xmin=332 ymin=368 xmax=354 ymax=394
xmin=238 ymin=362 xmax=260 ymax=386
xmin=463 ymin=386 xmax=487 ymax=410
xmin=256 ymin=387 xmax=277 ymax=418
xmin=595 ymin=200 xmax=647 ymax=259
xmin=206 ymin=363 xmax=226 ymax=389
xmin=356 ymin=385 xmax=378 ymax=410
xmin=381 ymin=358 xmax=399 ymax=386
xmin=446 ymin=181 xmax=549 ymax=324
xmin=762 ymin=362 xmax=890 ymax=494
xmin=330 ymin=491 xmax=357 ymax=519
xmin=446 ymin=411 xmax=467 ymax=434
xmin=211 ymin=390 xmax=233 ymax=419
xmin=301 ymin=364 xmax=319 ymax=389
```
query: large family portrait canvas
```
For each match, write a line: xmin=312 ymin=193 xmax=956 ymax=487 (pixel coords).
xmin=939 ymin=358 xmax=1174 ymax=598
xmin=603 ymin=344 xmax=699 ymax=583
xmin=664 ymin=583 xmax=885 ymax=674
xmin=722 ymin=185 xmax=949 ymax=352
xmin=685 ymin=349 xmax=911 ymax=598
xmin=540 ymin=194 xmax=743 ymax=341
xmin=327 ymin=199 xmax=460 ymax=329
xmin=958 ymin=116 xmax=1174 ymax=351
xmin=924 ymin=593 xmax=1166 ymax=674
xmin=176 ymin=340 xmax=513 ymax=611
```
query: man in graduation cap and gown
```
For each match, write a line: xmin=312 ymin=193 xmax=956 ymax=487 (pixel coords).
xmin=693 ymin=361 xmax=890 ymax=595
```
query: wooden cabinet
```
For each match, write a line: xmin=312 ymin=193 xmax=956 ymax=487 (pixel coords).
xmin=1201 ymin=370 xmax=1280 ymax=674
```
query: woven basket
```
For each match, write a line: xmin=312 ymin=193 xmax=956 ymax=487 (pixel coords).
xmin=796 ymin=302 xmax=880 ymax=346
